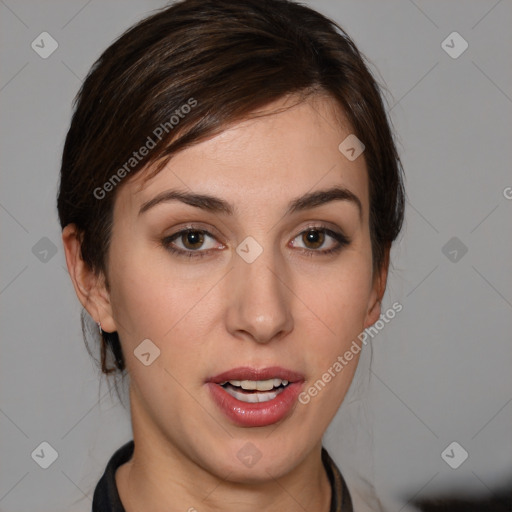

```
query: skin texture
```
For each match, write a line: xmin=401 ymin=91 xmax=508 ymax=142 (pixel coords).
xmin=62 ymin=93 xmax=389 ymax=512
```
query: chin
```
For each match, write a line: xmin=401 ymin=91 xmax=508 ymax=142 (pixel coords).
xmin=193 ymin=441 xmax=294 ymax=483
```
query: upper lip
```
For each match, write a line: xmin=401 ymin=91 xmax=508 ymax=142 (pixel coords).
xmin=206 ymin=366 xmax=305 ymax=384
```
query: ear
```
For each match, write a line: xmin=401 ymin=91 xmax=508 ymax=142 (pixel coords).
xmin=61 ymin=224 xmax=117 ymax=333
xmin=363 ymin=244 xmax=390 ymax=329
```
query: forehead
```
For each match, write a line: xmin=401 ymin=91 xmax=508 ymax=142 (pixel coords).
xmin=117 ymin=93 xmax=369 ymax=219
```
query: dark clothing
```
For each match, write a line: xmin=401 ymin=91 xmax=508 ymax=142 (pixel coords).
xmin=92 ymin=440 xmax=353 ymax=511
xmin=414 ymin=494 xmax=512 ymax=512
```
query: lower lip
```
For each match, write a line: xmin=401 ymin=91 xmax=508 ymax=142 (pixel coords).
xmin=206 ymin=382 xmax=303 ymax=427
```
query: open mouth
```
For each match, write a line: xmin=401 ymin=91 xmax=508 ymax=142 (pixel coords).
xmin=206 ymin=368 xmax=304 ymax=427
xmin=219 ymin=378 xmax=290 ymax=403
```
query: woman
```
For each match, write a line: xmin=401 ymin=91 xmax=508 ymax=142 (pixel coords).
xmin=57 ymin=0 xmax=405 ymax=510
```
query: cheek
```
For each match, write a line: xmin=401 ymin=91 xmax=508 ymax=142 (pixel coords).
xmin=301 ymin=256 xmax=373 ymax=336
xmin=293 ymin=254 xmax=372 ymax=390
xmin=108 ymin=240 xmax=203 ymax=338
xmin=107 ymin=247 xmax=218 ymax=393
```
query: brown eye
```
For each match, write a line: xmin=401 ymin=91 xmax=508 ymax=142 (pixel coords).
xmin=181 ymin=230 xmax=205 ymax=250
xmin=162 ymin=227 xmax=223 ymax=259
xmin=302 ymin=229 xmax=325 ymax=249
xmin=290 ymin=226 xmax=350 ymax=256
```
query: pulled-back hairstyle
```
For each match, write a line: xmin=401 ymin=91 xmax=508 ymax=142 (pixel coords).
xmin=57 ymin=0 xmax=405 ymax=376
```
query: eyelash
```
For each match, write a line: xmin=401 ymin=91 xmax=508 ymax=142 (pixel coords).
xmin=160 ymin=224 xmax=350 ymax=259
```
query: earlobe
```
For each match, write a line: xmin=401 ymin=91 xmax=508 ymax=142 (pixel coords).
xmin=61 ymin=224 xmax=117 ymax=332
xmin=363 ymin=297 xmax=382 ymax=330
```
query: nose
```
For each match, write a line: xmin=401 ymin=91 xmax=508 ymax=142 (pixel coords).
xmin=225 ymin=242 xmax=294 ymax=344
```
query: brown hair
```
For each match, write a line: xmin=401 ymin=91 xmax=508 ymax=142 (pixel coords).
xmin=57 ymin=0 xmax=405 ymax=376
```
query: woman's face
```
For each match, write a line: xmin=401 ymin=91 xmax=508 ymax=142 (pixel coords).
xmin=94 ymin=94 xmax=385 ymax=480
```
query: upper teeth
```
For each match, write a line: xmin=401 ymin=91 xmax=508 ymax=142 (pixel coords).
xmin=221 ymin=379 xmax=289 ymax=391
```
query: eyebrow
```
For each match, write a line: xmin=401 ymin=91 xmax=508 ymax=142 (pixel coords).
xmin=138 ymin=185 xmax=363 ymax=220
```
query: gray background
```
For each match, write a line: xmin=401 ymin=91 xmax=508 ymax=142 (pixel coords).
xmin=1 ymin=1 xmax=511 ymax=511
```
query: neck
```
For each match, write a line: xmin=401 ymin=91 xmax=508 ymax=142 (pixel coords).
xmin=116 ymin=409 xmax=332 ymax=512
xmin=116 ymin=440 xmax=332 ymax=512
